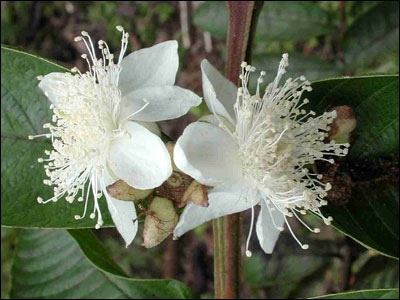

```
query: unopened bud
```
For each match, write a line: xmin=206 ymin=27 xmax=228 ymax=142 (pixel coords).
xmin=179 ymin=180 xmax=209 ymax=208
xmin=328 ymin=106 xmax=356 ymax=144
xmin=142 ymin=197 xmax=178 ymax=248
xmin=106 ymin=180 xmax=153 ymax=201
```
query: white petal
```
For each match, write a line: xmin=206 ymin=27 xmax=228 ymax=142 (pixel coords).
xmin=119 ymin=41 xmax=179 ymax=95
xmin=134 ymin=121 xmax=161 ymax=137
xmin=256 ymin=198 xmax=285 ymax=254
xmin=174 ymin=121 xmax=243 ymax=186
xmin=198 ymin=114 xmax=235 ymax=132
xmin=108 ymin=121 xmax=172 ymax=189
xmin=201 ymin=59 xmax=237 ymax=125
xmin=103 ymin=169 xmax=138 ymax=246
xmin=38 ymin=72 xmax=72 ymax=105
xmin=174 ymin=182 xmax=258 ymax=237
xmin=120 ymin=86 xmax=201 ymax=122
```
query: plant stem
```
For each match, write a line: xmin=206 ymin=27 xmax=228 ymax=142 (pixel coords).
xmin=213 ymin=2 xmax=263 ymax=298
xmin=213 ymin=217 xmax=225 ymax=297
xmin=163 ymin=238 xmax=179 ymax=278
xmin=225 ymin=1 xmax=255 ymax=84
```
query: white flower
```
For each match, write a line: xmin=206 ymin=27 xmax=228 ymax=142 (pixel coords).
xmin=173 ymin=54 xmax=350 ymax=255
xmin=30 ymin=27 xmax=201 ymax=246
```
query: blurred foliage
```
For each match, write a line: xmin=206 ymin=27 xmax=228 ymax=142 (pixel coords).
xmin=9 ymin=229 xmax=195 ymax=299
xmin=194 ymin=1 xmax=399 ymax=80
xmin=243 ymin=213 xmax=399 ymax=298
xmin=352 ymin=255 xmax=399 ymax=290
xmin=1 ymin=1 xmax=399 ymax=299
xmin=1 ymin=228 xmax=16 ymax=299
xmin=342 ymin=2 xmax=399 ymax=71
xmin=195 ymin=1 xmax=336 ymax=41
xmin=86 ymin=1 xmax=175 ymax=49
xmin=1 ymin=1 xmax=177 ymax=63
xmin=100 ymin=227 xmax=165 ymax=279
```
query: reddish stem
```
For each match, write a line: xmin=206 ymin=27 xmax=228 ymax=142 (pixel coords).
xmin=225 ymin=1 xmax=255 ymax=84
xmin=213 ymin=2 xmax=257 ymax=299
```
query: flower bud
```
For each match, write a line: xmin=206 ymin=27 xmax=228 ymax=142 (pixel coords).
xmin=328 ymin=105 xmax=357 ymax=144
xmin=142 ymin=197 xmax=178 ymax=248
xmin=179 ymin=180 xmax=208 ymax=208
xmin=106 ymin=179 xmax=153 ymax=201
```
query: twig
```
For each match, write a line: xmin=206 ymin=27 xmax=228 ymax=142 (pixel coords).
xmin=179 ymin=1 xmax=191 ymax=49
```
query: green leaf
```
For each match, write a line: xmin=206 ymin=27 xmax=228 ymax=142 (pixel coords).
xmin=1 ymin=228 xmax=16 ymax=299
xmin=349 ymin=2 xmax=380 ymax=21
xmin=11 ymin=229 xmax=195 ymax=299
xmin=306 ymin=75 xmax=399 ymax=158
xmin=305 ymin=75 xmax=399 ymax=259
xmin=323 ymin=181 xmax=399 ymax=259
xmin=67 ymin=229 xmax=127 ymax=277
xmin=245 ymin=252 xmax=327 ymax=287
xmin=353 ymin=256 xmax=399 ymax=290
xmin=343 ymin=1 xmax=399 ymax=69
xmin=1 ymin=45 xmax=113 ymax=228
xmin=310 ymin=288 xmax=399 ymax=299
xmin=194 ymin=1 xmax=334 ymax=41
xmin=255 ymin=1 xmax=335 ymax=42
xmin=243 ymin=234 xmax=339 ymax=298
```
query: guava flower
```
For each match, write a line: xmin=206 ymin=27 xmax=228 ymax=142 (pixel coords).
xmin=173 ymin=54 xmax=349 ymax=255
xmin=30 ymin=26 xmax=201 ymax=246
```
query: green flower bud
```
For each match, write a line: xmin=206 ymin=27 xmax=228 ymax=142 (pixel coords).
xmin=142 ymin=197 xmax=178 ymax=248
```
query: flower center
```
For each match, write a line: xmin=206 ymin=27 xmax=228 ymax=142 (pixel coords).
xmin=211 ymin=56 xmax=350 ymax=252
xmin=49 ymin=73 xmax=121 ymax=168
xmin=233 ymin=58 xmax=349 ymax=217
xmin=31 ymin=26 xmax=134 ymax=229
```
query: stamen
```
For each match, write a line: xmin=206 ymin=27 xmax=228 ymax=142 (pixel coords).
xmin=34 ymin=26 xmax=130 ymax=226
xmin=292 ymin=209 xmax=320 ymax=234
xmin=245 ymin=204 xmax=256 ymax=257
xmin=230 ymin=54 xmax=349 ymax=251
xmin=284 ymin=215 xmax=309 ymax=250
xmin=265 ymin=200 xmax=285 ymax=231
